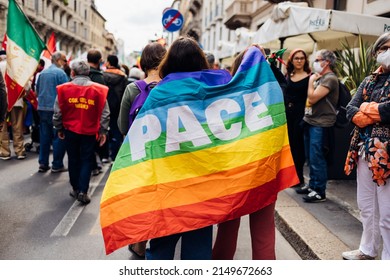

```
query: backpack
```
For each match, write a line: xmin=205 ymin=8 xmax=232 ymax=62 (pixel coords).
xmin=128 ymin=80 xmax=157 ymax=129
xmin=327 ymin=81 xmax=352 ymax=128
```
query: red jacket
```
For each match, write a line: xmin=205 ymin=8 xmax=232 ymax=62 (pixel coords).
xmin=57 ymin=82 xmax=108 ymax=135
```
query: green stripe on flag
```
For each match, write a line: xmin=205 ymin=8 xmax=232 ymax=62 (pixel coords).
xmin=112 ymin=102 xmax=286 ymax=171
xmin=7 ymin=0 xmax=46 ymax=61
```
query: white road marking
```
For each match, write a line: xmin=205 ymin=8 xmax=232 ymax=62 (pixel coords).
xmin=50 ymin=165 xmax=109 ymax=237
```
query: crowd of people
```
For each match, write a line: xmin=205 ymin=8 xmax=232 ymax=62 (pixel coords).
xmin=1 ymin=31 xmax=390 ymax=260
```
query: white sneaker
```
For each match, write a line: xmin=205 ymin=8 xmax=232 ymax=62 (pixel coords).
xmin=342 ymin=249 xmax=375 ymax=260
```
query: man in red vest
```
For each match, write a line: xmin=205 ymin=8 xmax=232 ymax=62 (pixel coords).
xmin=53 ymin=60 xmax=110 ymax=204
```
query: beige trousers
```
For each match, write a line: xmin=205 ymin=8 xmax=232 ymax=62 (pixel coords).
xmin=0 ymin=106 xmax=25 ymax=157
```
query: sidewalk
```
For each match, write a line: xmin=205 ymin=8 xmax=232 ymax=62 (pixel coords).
xmin=275 ymin=178 xmax=362 ymax=260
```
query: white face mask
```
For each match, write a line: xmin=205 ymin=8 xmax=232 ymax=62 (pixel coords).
xmin=312 ymin=61 xmax=324 ymax=74
xmin=376 ymin=49 xmax=390 ymax=68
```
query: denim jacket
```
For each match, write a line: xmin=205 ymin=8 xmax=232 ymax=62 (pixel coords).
xmin=36 ymin=64 xmax=69 ymax=111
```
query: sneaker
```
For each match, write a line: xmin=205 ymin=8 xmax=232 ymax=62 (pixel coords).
xmin=0 ymin=155 xmax=11 ymax=160
xmin=77 ymin=192 xmax=91 ymax=205
xmin=69 ymin=189 xmax=79 ymax=199
xmin=295 ymin=184 xmax=312 ymax=194
xmin=17 ymin=154 xmax=26 ymax=160
xmin=342 ymin=249 xmax=375 ymax=260
xmin=51 ymin=167 xmax=68 ymax=173
xmin=303 ymin=190 xmax=326 ymax=203
xmin=38 ymin=165 xmax=50 ymax=172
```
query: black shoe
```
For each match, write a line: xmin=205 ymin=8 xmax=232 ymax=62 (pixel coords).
xmin=303 ymin=190 xmax=326 ymax=203
xmin=295 ymin=184 xmax=312 ymax=194
xmin=69 ymin=189 xmax=79 ymax=199
xmin=77 ymin=192 xmax=91 ymax=204
xmin=38 ymin=165 xmax=50 ymax=172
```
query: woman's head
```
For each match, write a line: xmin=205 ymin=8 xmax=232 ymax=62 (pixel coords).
xmin=372 ymin=32 xmax=390 ymax=70
xmin=140 ymin=42 xmax=167 ymax=74
xmin=286 ymin=49 xmax=311 ymax=76
xmin=372 ymin=32 xmax=390 ymax=56
xmin=313 ymin=49 xmax=337 ymax=74
xmin=158 ymin=36 xmax=209 ymax=78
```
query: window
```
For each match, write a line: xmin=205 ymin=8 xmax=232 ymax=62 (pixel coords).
xmin=334 ymin=0 xmax=347 ymax=11
xmin=74 ymin=0 xmax=77 ymax=11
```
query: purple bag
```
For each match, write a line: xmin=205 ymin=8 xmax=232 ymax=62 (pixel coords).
xmin=128 ymin=80 xmax=156 ymax=129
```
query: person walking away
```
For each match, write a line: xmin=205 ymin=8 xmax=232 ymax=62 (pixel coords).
xmin=117 ymin=42 xmax=166 ymax=258
xmin=212 ymin=45 xmax=286 ymax=260
xmin=87 ymin=49 xmax=108 ymax=176
xmin=118 ymin=42 xmax=166 ymax=135
xmin=36 ymin=51 xmax=69 ymax=173
xmin=0 ymin=51 xmax=27 ymax=160
xmin=102 ymin=55 xmax=127 ymax=162
xmin=145 ymin=36 xmax=224 ymax=260
xmin=342 ymin=32 xmax=390 ymax=260
xmin=296 ymin=49 xmax=339 ymax=202
xmin=53 ymin=60 xmax=109 ymax=204
xmin=284 ymin=49 xmax=311 ymax=188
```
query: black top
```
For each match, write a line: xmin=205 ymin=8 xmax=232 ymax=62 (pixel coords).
xmin=284 ymin=75 xmax=310 ymax=118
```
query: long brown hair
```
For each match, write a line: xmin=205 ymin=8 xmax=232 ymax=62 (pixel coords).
xmin=158 ymin=36 xmax=209 ymax=78
xmin=286 ymin=49 xmax=311 ymax=76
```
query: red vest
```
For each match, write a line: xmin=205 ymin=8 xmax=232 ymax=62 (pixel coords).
xmin=57 ymin=82 xmax=108 ymax=135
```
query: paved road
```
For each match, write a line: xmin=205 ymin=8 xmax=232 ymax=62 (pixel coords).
xmin=0 ymin=149 xmax=299 ymax=260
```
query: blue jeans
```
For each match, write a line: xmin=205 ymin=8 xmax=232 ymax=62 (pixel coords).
xmin=64 ymin=130 xmax=96 ymax=193
xmin=304 ymin=124 xmax=327 ymax=196
xmin=38 ymin=110 xmax=66 ymax=169
xmin=146 ymin=226 xmax=212 ymax=260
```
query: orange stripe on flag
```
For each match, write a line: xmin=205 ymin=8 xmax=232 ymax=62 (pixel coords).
xmin=100 ymin=145 xmax=296 ymax=227
xmin=101 ymin=164 xmax=297 ymax=254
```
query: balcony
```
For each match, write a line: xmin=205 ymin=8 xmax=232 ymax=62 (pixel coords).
xmin=224 ymin=0 xmax=252 ymax=30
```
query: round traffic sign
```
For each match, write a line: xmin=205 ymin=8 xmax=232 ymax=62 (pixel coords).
xmin=162 ymin=9 xmax=184 ymax=32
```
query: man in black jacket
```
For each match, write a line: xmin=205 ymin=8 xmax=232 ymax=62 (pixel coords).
xmin=87 ymin=49 xmax=110 ymax=174
xmin=103 ymin=54 xmax=128 ymax=161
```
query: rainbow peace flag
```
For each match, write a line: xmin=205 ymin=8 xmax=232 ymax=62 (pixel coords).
xmin=100 ymin=47 xmax=298 ymax=254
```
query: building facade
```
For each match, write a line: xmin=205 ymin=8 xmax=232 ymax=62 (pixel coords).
xmin=0 ymin=0 xmax=117 ymax=60
xmin=175 ymin=0 xmax=390 ymax=66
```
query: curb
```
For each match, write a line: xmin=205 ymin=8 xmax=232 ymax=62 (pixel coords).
xmin=275 ymin=190 xmax=351 ymax=260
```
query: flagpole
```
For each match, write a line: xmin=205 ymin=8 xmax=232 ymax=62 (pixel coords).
xmin=12 ymin=0 xmax=48 ymax=51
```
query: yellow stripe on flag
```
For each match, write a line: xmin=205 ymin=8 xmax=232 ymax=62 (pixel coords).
xmin=100 ymin=145 xmax=294 ymax=228
xmin=102 ymin=124 xmax=289 ymax=203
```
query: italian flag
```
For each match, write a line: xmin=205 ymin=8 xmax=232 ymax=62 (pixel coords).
xmin=5 ymin=0 xmax=46 ymax=111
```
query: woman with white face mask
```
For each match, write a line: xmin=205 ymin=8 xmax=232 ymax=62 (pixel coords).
xmin=343 ymin=32 xmax=390 ymax=260
xmin=296 ymin=50 xmax=339 ymax=202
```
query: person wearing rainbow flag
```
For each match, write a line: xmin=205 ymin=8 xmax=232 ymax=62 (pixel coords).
xmin=100 ymin=36 xmax=297 ymax=257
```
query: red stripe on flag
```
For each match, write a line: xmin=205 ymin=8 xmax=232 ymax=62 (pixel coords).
xmin=1 ymin=34 xmax=6 ymax=50
xmin=101 ymin=165 xmax=296 ymax=254
xmin=5 ymin=73 xmax=24 ymax=112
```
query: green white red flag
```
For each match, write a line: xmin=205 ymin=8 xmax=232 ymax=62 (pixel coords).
xmin=5 ymin=0 xmax=46 ymax=111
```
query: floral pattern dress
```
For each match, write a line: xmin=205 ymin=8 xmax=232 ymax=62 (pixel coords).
xmin=345 ymin=70 xmax=390 ymax=186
